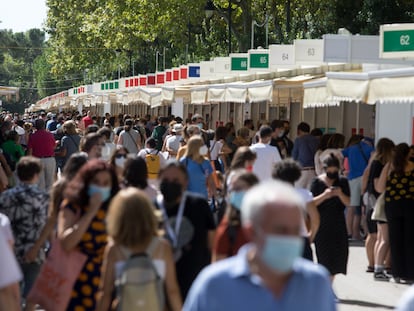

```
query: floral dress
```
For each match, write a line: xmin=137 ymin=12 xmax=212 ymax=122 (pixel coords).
xmin=65 ymin=203 xmax=108 ymax=311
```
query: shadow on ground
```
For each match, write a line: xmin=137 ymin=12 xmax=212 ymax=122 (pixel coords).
xmin=339 ymin=299 xmax=394 ymax=310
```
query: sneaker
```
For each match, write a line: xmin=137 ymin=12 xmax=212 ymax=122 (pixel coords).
xmin=405 ymin=279 xmax=414 ymax=285
xmin=390 ymin=277 xmax=401 ymax=284
xmin=374 ymin=271 xmax=391 ymax=281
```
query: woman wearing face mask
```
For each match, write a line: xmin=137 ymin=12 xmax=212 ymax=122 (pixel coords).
xmin=57 ymin=159 xmax=119 ymax=311
xmin=156 ymin=161 xmax=216 ymax=299
xmin=179 ymin=136 xmax=216 ymax=199
xmin=310 ymin=153 xmax=350 ymax=284
xmin=379 ymin=143 xmax=414 ymax=283
xmin=229 ymin=147 xmax=257 ymax=172
xmin=209 ymin=126 xmax=232 ymax=173
xmin=96 ymin=188 xmax=182 ymax=311
xmin=212 ymin=170 xmax=259 ymax=262
xmin=176 ymin=125 xmax=200 ymax=160
xmin=109 ymin=146 xmax=129 ymax=183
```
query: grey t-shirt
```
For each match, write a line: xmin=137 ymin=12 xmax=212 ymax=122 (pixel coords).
xmin=61 ymin=134 xmax=81 ymax=165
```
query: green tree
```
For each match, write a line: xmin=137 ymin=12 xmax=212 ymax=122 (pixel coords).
xmin=0 ymin=28 xmax=49 ymax=112
xmin=42 ymin=0 xmax=414 ymax=94
xmin=357 ymin=0 xmax=414 ymax=35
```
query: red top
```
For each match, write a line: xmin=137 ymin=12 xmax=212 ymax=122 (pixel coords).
xmin=213 ymin=215 xmax=249 ymax=257
xmin=28 ymin=130 xmax=56 ymax=157
xmin=82 ymin=115 xmax=93 ymax=129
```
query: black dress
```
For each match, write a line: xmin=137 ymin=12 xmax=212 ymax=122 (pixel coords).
xmin=310 ymin=176 xmax=350 ymax=275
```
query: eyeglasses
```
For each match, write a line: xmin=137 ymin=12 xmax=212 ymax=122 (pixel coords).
xmin=115 ymin=154 xmax=127 ymax=159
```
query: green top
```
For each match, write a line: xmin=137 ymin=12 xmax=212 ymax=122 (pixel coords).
xmin=1 ymin=140 xmax=25 ymax=163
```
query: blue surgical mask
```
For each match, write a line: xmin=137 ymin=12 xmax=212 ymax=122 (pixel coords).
xmin=261 ymin=234 xmax=304 ymax=273
xmin=88 ymin=184 xmax=111 ymax=202
xmin=197 ymin=123 xmax=203 ymax=130
xmin=229 ymin=191 xmax=246 ymax=210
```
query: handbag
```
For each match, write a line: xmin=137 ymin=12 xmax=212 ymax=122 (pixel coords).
xmin=362 ymin=191 xmax=377 ymax=211
xmin=371 ymin=192 xmax=387 ymax=222
xmin=27 ymin=239 xmax=87 ymax=311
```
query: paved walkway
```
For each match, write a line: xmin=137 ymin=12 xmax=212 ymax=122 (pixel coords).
xmin=333 ymin=240 xmax=411 ymax=311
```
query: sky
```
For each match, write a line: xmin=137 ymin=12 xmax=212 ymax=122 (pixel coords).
xmin=1 ymin=0 xmax=47 ymax=32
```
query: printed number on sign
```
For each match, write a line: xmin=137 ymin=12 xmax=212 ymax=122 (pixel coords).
xmin=307 ymin=48 xmax=315 ymax=56
xmin=400 ymin=35 xmax=410 ymax=46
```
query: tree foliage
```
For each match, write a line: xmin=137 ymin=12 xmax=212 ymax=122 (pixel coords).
xmin=1 ymin=0 xmax=414 ymax=113
xmin=0 ymin=29 xmax=50 ymax=112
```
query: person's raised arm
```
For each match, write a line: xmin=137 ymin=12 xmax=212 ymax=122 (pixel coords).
xmin=57 ymin=194 xmax=102 ymax=251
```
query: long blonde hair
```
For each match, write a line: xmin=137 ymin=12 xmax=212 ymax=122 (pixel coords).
xmin=106 ymin=187 xmax=158 ymax=248
xmin=184 ymin=135 xmax=205 ymax=162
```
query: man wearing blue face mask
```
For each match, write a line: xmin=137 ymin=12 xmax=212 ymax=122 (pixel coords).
xmin=184 ymin=180 xmax=336 ymax=311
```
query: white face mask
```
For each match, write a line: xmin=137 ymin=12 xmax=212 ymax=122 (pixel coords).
xmin=115 ymin=156 xmax=126 ymax=168
xmin=199 ymin=145 xmax=208 ymax=156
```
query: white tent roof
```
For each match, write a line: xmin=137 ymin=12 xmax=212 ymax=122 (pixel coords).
xmin=303 ymin=67 xmax=414 ymax=108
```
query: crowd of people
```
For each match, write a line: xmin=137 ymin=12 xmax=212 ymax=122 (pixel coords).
xmin=0 ymin=109 xmax=413 ymax=310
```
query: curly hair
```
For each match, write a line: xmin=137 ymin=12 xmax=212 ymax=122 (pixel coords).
xmin=272 ymin=159 xmax=302 ymax=184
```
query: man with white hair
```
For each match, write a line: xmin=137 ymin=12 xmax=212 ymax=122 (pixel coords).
xmin=183 ymin=180 xmax=336 ymax=311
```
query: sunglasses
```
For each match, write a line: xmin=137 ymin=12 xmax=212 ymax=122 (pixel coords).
xmin=115 ymin=154 xmax=127 ymax=159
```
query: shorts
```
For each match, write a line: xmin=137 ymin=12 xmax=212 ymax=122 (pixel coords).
xmin=349 ymin=177 xmax=362 ymax=207
xmin=366 ymin=208 xmax=378 ymax=234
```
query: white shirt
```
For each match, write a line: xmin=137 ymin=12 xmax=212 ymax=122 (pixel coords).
xmin=295 ymin=188 xmax=314 ymax=237
xmin=101 ymin=141 xmax=116 ymax=161
xmin=250 ymin=143 xmax=282 ymax=181
xmin=0 ymin=213 xmax=13 ymax=244
xmin=0 ymin=231 xmax=22 ymax=289
xmin=166 ymin=135 xmax=182 ymax=154
xmin=209 ymin=140 xmax=224 ymax=161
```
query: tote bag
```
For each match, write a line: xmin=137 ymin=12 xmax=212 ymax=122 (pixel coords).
xmin=27 ymin=240 xmax=87 ymax=311
xmin=371 ymin=192 xmax=387 ymax=222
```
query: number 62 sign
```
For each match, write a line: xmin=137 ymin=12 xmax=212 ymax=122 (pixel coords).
xmin=380 ymin=24 xmax=414 ymax=59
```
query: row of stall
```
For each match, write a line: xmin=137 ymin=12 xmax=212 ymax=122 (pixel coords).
xmin=30 ymin=63 xmax=414 ymax=144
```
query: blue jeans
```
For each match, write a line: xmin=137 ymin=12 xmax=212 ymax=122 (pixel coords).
xmin=20 ymin=262 xmax=41 ymax=298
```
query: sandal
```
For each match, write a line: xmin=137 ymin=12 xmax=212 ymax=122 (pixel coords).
xmin=366 ymin=266 xmax=374 ymax=273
